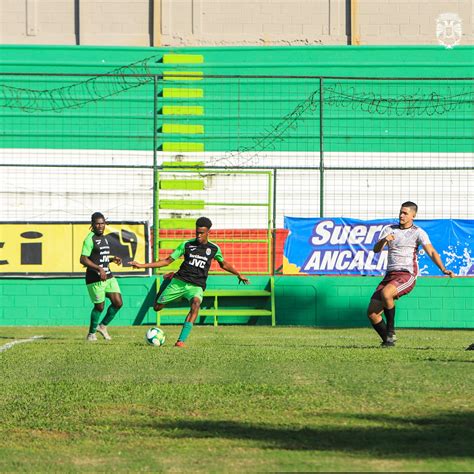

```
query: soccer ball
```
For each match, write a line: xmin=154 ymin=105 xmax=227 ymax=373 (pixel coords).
xmin=145 ymin=327 xmax=166 ymax=347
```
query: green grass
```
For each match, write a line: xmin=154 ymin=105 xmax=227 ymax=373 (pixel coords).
xmin=0 ymin=326 xmax=473 ymax=472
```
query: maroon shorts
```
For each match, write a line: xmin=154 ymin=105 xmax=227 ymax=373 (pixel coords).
xmin=371 ymin=271 xmax=417 ymax=301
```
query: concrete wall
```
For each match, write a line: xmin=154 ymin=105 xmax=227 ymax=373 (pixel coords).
xmin=354 ymin=0 xmax=473 ymax=46
xmin=161 ymin=0 xmax=348 ymax=46
xmin=0 ymin=275 xmax=473 ymax=328
xmin=0 ymin=0 xmax=150 ymax=46
xmin=0 ymin=0 xmax=472 ymax=47
xmin=0 ymin=0 xmax=76 ymax=45
xmin=79 ymin=0 xmax=151 ymax=46
xmin=0 ymin=277 xmax=158 ymax=326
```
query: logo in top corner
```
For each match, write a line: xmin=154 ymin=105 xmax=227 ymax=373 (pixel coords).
xmin=436 ymin=13 xmax=462 ymax=49
xmin=206 ymin=248 xmax=211 ymax=256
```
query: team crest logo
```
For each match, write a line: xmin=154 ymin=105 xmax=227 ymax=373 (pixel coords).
xmin=206 ymin=248 xmax=211 ymax=255
xmin=436 ymin=13 xmax=462 ymax=49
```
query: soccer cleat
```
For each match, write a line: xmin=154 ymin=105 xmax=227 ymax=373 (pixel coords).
xmin=466 ymin=343 xmax=474 ymax=351
xmin=86 ymin=333 xmax=97 ymax=342
xmin=97 ymin=324 xmax=112 ymax=341
xmin=174 ymin=341 xmax=186 ymax=348
xmin=387 ymin=331 xmax=397 ymax=342
xmin=381 ymin=340 xmax=395 ymax=348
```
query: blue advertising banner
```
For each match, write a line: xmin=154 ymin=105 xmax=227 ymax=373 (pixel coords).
xmin=283 ymin=217 xmax=474 ymax=276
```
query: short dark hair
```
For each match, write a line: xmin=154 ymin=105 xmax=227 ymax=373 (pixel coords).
xmin=196 ymin=216 xmax=212 ymax=229
xmin=91 ymin=212 xmax=105 ymax=223
xmin=401 ymin=201 xmax=418 ymax=213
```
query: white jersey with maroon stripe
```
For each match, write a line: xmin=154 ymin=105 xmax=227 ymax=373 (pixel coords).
xmin=379 ymin=224 xmax=431 ymax=275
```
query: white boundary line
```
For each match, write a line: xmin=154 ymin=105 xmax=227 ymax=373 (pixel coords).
xmin=0 ymin=336 xmax=44 ymax=353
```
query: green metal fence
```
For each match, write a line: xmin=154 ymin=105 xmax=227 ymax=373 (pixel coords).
xmin=0 ymin=73 xmax=473 ymax=274
xmin=155 ymin=168 xmax=273 ymax=275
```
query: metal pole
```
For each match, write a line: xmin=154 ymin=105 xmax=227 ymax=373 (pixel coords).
xmin=272 ymin=168 xmax=277 ymax=275
xmin=266 ymin=171 xmax=272 ymax=276
xmin=152 ymin=75 xmax=159 ymax=273
xmin=319 ymin=77 xmax=324 ymax=218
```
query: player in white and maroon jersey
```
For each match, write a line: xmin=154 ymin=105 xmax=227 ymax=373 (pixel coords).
xmin=367 ymin=202 xmax=454 ymax=348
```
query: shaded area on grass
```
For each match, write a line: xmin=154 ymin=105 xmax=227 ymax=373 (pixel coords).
xmin=132 ymin=280 xmax=158 ymax=326
xmin=139 ymin=411 xmax=474 ymax=458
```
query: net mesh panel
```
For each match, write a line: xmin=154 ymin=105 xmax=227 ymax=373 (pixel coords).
xmin=0 ymin=73 xmax=155 ymax=223
xmin=322 ymin=78 xmax=473 ymax=219
xmin=155 ymin=170 xmax=272 ymax=274
xmin=1 ymin=73 xmax=472 ymax=274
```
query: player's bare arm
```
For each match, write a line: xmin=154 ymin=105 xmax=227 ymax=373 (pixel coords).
xmin=80 ymin=255 xmax=107 ymax=281
xmin=129 ymin=256 xmax=175 ymax=269
xmin=423 ymin=243 xmax=454 ymax=277
xmin=373 ymin=233 xmax=395 ymax=253
xmin=218 ymin=260 xmax=250 ymax=284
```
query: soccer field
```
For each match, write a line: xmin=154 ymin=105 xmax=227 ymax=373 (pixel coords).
xmin=0 ymin=326 xmax=473 ymax=472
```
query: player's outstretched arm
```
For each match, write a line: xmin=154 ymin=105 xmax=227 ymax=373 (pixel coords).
xmin=218 ymin=260 xmax=250 ymax=284
xmin=129 ymin=256 xmax=175 ymax=269
xmin=423 ymin=244 xmax=454 ymax=277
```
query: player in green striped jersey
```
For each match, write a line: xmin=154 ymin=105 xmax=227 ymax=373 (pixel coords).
xmin=80 ymin=212 xmax=123 ymax=341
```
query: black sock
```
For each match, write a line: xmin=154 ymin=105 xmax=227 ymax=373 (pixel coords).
xmin=372 ymin=320 xmax=388 ymax=342
xmin=384 ymin=307 xmax=396 ymax=335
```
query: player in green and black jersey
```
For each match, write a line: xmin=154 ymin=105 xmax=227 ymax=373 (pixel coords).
xmin=130 ymin=217 xmax=249 ymax=347
xmin=80 ymin=212 xmax=123 ymax=341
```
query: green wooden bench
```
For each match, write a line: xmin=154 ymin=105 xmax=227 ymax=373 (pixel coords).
xmin=156 ymin=277 xmax=275 ymax=327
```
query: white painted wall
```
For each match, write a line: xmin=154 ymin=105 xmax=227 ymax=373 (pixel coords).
xmin=1 ymin=0 xmax=472 ymax=46
xmin=1 ymin=149 xmax=472 ymax=227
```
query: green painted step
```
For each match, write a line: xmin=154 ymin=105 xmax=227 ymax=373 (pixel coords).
xmin=162 ymin=124 xmax=204 ymax=134
xmin=158 ymin=309 xmax=272 ymax=316
xmin=162 ymin=106 xmax=204 ymax=115
xmin=163 ymin=54 xmax=204 ymax=64
xmin=203 ymin=290 xmax=271 ymax=297
xmin=159 ymin=200 xmax=205 ymax=210
xmin=163 ymin=71 xmax=203 ymax=81
xmin=158 ymin=218 xmax=196 ymax=229
xmin=159 ymin=179 xmax=204 ymax=190
xmin=162 ymin=161 xmax=204 ymax=168
xmin=162 ymin=88 xmax=204 ymax=98
xmin=162 ymin=142 xmax=204 ymax=152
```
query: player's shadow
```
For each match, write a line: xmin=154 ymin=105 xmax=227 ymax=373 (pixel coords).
xmin=140 ymin=411 xmax=473 ymax=458
xmin=423 ymin=357 xmax=474 ymax=364
xmin=132 ymin=280 xmax=161 ymax=326
xmin=212 ymin=340 xmax=381 ymax=349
